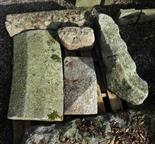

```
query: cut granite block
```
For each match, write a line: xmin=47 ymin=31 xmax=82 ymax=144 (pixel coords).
xmin=5 ymin=8 xmax=90 ymax=37
xmin=58 ymin=26 xmax=95 ymax=50
xmin=8 ymin=30 xmax=64 ymax=121
xmin=76 ymin=0 xmax=101 ymax=7
xmin=64 ymin=57 xmax=97 ymax=115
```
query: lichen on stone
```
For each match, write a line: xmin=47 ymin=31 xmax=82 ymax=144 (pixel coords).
xmin=47 ymin=110 xmax=61 ymax=120
xmin=47 ymin=37 xmax=56 ymax=46
xmin=51 ymin=54 xmax=61 ymax=62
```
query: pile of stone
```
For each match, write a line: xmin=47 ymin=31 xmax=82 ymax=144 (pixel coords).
xmin=6 ymin=8 xmax=148 ymax=122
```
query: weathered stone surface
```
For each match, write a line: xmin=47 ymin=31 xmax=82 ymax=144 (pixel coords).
xmin=64 ymin=57 xmax=97 ymax=115
xmin=118 ymin=9 xmax=155 ymax=25
xmin=98 ymin=14 xmax=148 ymax=105
xmin=22 ymin=109 xmax=154 ymax=144
xmin=58 ymin=26 xmax=95 ymax=50
xmin=22 ymin=116 xmax=113 ymax=144
xmin=102 ymin=0 xmax=113 ymax=5
xmin=5 ymin=8 xmax=90 ymax=37
xmin=0 ymin=0 xmax=74 ymax=6
xmin=76 ymin=0 xmax=101 ymax=7
xmin=8 ymin=30 xmax=64 ymax=121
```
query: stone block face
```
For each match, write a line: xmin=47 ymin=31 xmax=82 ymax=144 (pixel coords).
xmin=5 ymin=9 xmax=89 ymax=37
xmin=118 ymin=9 xmax=155 ymax=25
xmin=76 ymin=0 xmax=101 ymax=7
xmin=64 ymin=57 xmax=97 ymax=115
xmin=58 ymin=26 xmax=95 ymax=50
xmin=8 ymin=30 xmax=64 ymax=121
xmin=98 ymin=14 xmax=148 ymax=105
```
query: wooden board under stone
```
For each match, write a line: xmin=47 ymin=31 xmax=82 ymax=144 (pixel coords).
xmin=64 ymin=57 xmax=97 ymax=115
xmin=107 ymin=91 xmax=123 ymax=112
xmin=97 ymin=84 xmax=105 ymax=113
xmin=8 ymin=30 xmax=64 ymax=121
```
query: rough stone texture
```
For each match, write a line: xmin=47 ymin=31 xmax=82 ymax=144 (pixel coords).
xmin=99 ymin=14 xmax=148 ymax=105
xmin=76 ymin=0 xmax=101 ymax=7
xmin=102 ymin=0 xmax=113 ymax=5
xmin=58 ymin=26 xmax=95 ymax=50
xmin=118 ymin=9 xmax=155 ymax=25
xmin=22 ymin=109 xmax=154 ymax=144
xmin=5 ymin=8 xmax=90 ymax=37
xmin=22 ymin=116 xmax=113 ymax=144
xmin=0 ymin=0 xmax=74 ymax=6
xmin=64 ymin=57 xmax=97 ymax=115
xmin=8 ymin=30 xmax=64 ymax=121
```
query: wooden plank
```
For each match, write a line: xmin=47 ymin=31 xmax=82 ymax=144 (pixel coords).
xmin=97 ymin=84 xmax=105 ymax=113
xmin=107 ymin=90 xmax=123 ymax=112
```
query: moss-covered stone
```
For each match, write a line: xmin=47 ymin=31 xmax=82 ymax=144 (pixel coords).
xmin=47 ymin=110 xmax=62 ymax=120
xmin=51 ymin=54 xmax=61 ymax=62
xmin=76 ymin=0 xmax=101 ymax=7
xmin=5 ymin=8 xmax=90 ymax=37
xmin=8 ymin=30 xmax=64 ymax=121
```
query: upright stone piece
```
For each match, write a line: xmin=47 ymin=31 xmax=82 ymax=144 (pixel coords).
xmin=58 ymin=27 xmax=95 ymax=50
xmin=98 ymin=14 xmax=148 ymax=105
xmin=64 ymin=57 xmax=97 ymax=114
xmin=76 ymin=0 xmax=101 ymax=7
xmin=8 ymin=30 xmax=64 ymax=121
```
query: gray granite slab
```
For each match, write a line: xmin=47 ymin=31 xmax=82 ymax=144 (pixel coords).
xmin=8 ymin=30 xmax=64 ymax=121
xmin=64 ymin=57 xmax=97 ymax=115
xmin=5 ymin=8 xmax=90 ymax=37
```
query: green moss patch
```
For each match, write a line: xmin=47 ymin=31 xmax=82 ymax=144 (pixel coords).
xmin=47 ymin=110 xmax=61 ymax=120
xmin=51 ymin=54 xmax=61 ymax=62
